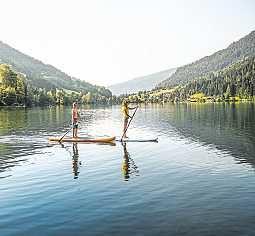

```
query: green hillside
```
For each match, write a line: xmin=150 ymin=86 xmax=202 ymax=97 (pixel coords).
xmin=158 ymin=30 xmax=255 ymax=88
xmin=0 ymin=63 xmax=112 ymax=106
xmin=126 ymin=56 xmax=255 ymax=103
xmin=0 ymin=41 xmax=112 ymax=99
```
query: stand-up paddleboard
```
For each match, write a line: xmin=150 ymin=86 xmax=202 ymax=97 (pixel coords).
xmin=49 ymin=136 xmax=116 ymax=143
xmin=116 ymin=137 xmax=158 ymax=142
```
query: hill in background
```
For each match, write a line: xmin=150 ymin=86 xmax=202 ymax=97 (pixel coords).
xmin=0 ymin=41 xmax=111 ymax=97
xmin=158 ymin=30 xmax=255 ymax=88
xmin=108 ymin=68 xmax=176 ymax=95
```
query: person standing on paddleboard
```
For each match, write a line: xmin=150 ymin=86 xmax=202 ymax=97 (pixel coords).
xmin=122 ymin=100 xmax=138 ymax=139
xmin=72 ymin=102 xmax=80 ymax=138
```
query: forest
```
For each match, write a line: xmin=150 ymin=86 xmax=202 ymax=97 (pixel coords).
xmin=0 ymin=64 xmax=113 ymax=106
xmin=125 ymin=56 xmax=255 ymax=103
xmin=158 ymin=30 xmax=255 ymax=88
xmin=0 ymin=41 xmax=114 ymax=106
xmin=2 ymin=55 xmax=255 ymax=106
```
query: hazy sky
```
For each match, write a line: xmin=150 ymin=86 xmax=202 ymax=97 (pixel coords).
xmin=0 ymin=0 xmax=254 ymax=86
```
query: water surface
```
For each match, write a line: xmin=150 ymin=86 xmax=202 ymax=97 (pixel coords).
xmin=0 ymin=103 xmax=255 ymax=236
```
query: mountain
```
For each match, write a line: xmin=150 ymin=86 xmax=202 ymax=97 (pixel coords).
xmin=0 ymin=41 xmax=111 ymax=97
xmin=108 ymin=68 xmax=176 ymax=95
xmin=124 ymin=56 xmax=255 ymax=104
xmin=158 ymin=30 xmax=255 ymax=88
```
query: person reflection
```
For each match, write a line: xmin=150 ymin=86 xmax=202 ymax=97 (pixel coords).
xmin=72 ymin=143 xmax=81 ymax=179
xmin=121 ymin=142 xmax=139 ymax=181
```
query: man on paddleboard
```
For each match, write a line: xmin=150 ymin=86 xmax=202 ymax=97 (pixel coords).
xmin=72 ymin=102 xmax=80 ymax=138
xmin=122 ymin=100 xmax=138 ymax=139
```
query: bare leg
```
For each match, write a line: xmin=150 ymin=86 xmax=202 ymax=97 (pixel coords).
xmin=73 ymin=128 xmax=75 ymax=138
xmin=123 ymin=118 xmax=128 ymax=138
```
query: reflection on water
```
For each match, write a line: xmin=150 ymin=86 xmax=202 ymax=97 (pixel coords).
xmin=157 ymin=103 xmax=255 ymax=165
xmin=0 ymin=102 xmax=254 ymax=177
xmin=0 ymin=106 xmax=99 ymax=178
xmin=72 ymin=143 xmax=81 ymax=179
xmin=58 ymin=142 xmax=82 ymax=179
xmin=1 ymin=104 xmax=255 ymax=236
xmin=121 ymin=142 xmax=139 ymax=181
xmin=1 ymin=103 xmax=255 ymax=179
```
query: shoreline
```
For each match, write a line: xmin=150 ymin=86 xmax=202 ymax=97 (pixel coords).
xmin=1 ymin=100 xmax=255 ymax=108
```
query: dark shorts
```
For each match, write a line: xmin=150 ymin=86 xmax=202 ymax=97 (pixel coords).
xmin=73 ymin=122 xmax=78 ymax=129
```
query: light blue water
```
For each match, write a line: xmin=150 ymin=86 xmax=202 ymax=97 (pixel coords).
xmin=0 ymin=103 xmax=255 ymax=236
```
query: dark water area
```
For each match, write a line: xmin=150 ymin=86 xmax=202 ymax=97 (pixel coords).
xmin=0 ymin=103 xmax=255 ymax=236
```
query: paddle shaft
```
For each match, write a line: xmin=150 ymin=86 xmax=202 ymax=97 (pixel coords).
xmin=121 ymin=106 xmax=138 ymax=141
xmin=59 ymin=124 xmax=73 ymax=142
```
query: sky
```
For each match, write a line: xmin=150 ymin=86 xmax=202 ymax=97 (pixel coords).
xmin=0 ymin=0 xmax=254 ymax=86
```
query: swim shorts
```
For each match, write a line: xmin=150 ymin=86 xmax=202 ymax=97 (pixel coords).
xmin=73 ymin=122 xmax=78 ymax=129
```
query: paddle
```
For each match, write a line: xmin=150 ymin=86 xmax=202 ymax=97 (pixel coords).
xmin=59 ymin=123 xmax=73 ymax=143
xmin=121 ymin=105 xmax=138 ymax=142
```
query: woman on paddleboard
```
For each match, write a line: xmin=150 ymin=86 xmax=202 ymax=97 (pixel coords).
xmin=122 ymin=100 xmax=138 ymax=139
xmin=72 ymin=102 xmax=80 ymax=138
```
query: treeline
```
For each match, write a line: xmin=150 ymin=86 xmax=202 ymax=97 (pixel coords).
xmin=123 ymin=56 xmax=255 ymax=103
xmin=0 ymin=64 xmax=113 ymax=106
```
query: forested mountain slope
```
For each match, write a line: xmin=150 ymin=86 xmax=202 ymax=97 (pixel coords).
xmin=125 ymin=56 xmax=255 ymax=103
xmin=0 ymin=41 xmax=111 ymax=97
xmin=158 ymin=30 xmax=255 ymax=88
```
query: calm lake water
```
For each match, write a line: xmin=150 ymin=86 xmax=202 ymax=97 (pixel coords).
xmin=1 ymin=103 xmax=255 ymax=236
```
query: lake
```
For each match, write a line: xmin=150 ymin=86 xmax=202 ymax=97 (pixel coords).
xmin=1 ymin=103 xmax=255 ymax=236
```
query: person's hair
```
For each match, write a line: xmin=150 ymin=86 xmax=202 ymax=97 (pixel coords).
xmin=122 ymin=99 xmax=129 ymax=105
xmin=122 ymin=101 xmax=126 ymax=107
xmin=72 ymin=102 xmax=77 ymax=108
